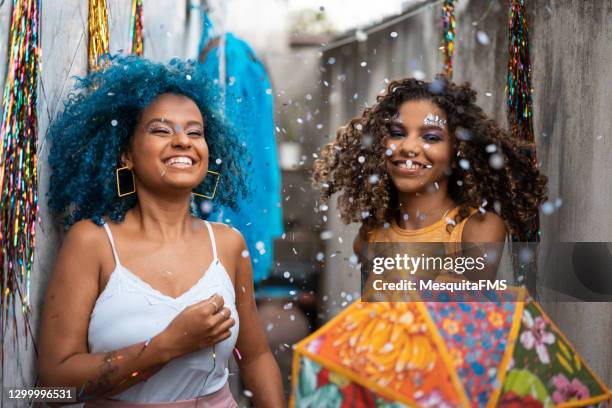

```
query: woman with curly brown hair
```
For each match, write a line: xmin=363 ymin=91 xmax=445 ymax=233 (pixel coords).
xmin=313 ymin=75 xmax=547 ymax=282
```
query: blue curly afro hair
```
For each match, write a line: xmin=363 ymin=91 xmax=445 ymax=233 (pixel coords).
xmin=46 ymin=55 xmax=248 ymax=229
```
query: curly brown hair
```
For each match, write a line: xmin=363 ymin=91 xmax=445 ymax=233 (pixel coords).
xmin=313 ymin=75 xmax=547 ymax=241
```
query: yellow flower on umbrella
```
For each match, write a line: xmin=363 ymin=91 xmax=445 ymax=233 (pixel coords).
xmin=442 ymin=318 xmax=460 ymax=335
xmin=488 ymin=311 xmax=504 ymax=328
xmin=329 ymin=302 xmax=437 ymax=390
xmin=449 ymin=348 xmax=464 ymax=367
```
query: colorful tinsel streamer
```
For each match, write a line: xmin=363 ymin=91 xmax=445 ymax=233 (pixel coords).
xmin=507 ymin=0 xmax=535 ymax=150
xmin=88 ymin=0 xmax=110 ymax=71
xmin=0 ymin=0 xmax=41 ymax=336
xmin=506 ymin=0 xmax=539 ymax=295
xmin=507 ymin=0 xmax=539 ymax=240
xmin=441 ymin=0 xmax=456 ymax=78
xmin=130 ymin=0 xmax=144 ymax=56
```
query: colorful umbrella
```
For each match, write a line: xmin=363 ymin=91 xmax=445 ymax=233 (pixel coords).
xmin=291 ymin=288 xmax=610 ymax=407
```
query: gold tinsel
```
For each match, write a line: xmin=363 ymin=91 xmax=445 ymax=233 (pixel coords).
xmin=88 ymin=0 xmax=110 ymax=71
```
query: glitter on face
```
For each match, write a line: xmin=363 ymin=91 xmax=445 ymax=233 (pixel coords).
xmin=423 ymin=113 xmax=447 ymax=127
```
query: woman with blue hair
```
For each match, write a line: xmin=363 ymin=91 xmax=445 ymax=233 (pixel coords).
xmin=37 ymin=56 xmax=284 ymax=406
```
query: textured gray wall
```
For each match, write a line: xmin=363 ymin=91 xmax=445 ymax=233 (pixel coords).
xmin=319 ymin=0 xmax=612 ymax=387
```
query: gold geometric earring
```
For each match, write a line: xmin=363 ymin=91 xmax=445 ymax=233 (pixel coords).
xmin=116 ymin=166 xmax=136 ymax=197
xmin=192 ymin=170 xmax=220 ymax=199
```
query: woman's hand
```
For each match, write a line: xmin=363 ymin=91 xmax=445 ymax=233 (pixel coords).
xmin=157 ymin=293 xmax=235 ymax=361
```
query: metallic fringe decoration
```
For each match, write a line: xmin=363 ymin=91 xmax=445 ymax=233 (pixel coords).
xmin=507 ymin=0 xmax=539 ymax=295
xmin=441 ymin=0 xmax=456 ymax=78
xmin=507 ymin=0 xmax=535 ymax=148
xmin=507 ymin=0 xmax=539 ymax=241
xmin=0 ymin=0 xmax=41 ymax=337
xmin=88 ymin=0 xmax=110 ymax=71
xmin=130 ymin=0 xmax=144 ymax=56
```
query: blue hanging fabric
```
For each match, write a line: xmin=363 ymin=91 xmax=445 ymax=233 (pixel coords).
xmin=197 ymin=14 xmax=283 ymax=284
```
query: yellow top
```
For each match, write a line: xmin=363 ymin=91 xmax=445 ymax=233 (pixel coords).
xmin=361 ymin=206 xmax=481 ymax=292
xmin=365 ymin=206 xmax=479 ymax=244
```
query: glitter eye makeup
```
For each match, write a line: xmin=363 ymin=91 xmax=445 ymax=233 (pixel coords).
xmin=389 ymin=123 xmax=405 ymax=138
xmin=149 ymin=124 xmax=172 ymax=134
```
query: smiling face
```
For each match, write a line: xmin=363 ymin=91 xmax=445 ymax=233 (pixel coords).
xmin=122 ymin=93 xmax=208 ymax=196
xmin=385 ymin=99 xmax=454 ymax=194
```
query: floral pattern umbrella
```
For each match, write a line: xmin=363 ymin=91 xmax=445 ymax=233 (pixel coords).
xmin=290 ymin=288 xmax=610 ymax=407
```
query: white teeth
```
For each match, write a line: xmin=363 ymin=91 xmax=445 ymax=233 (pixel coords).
xmin=396 ymin=160 xmax=429 ymax=170
xmin=164 ymin=156 xmax=193 ymax=166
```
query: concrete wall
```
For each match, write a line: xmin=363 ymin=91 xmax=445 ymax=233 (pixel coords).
xmin=319 ymin=0 xmax=612 ymax=387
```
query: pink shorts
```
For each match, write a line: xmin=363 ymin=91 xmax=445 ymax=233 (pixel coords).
xmin=83 ymin=382 xmax=238 ymax=408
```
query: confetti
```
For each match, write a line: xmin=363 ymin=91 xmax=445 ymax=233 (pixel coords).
xmin=355 ymin=29 xmax=367 ymax=42
xmin=476 ymin=31 xmax=490 ymax=45
xmin=489 ymin=153 xmax=504 ymax=169
xmin=455 ymin=127 xmax=473 ymax=141
xmin=199 ymin=201 xmax=213 ymax=213
xmin=320 ymin=231 xmax=333 ymax=240
xmin=541 ymin=201 xmax=554 ymax=215
xmin=412 ymin=70 xmax=426 ymax=80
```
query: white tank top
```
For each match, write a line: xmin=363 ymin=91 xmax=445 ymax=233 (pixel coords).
xmin=88 ymin=220 xmax=239 ymax=402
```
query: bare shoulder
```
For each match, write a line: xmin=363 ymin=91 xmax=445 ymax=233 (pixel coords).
xmin=63 ymin=219 xmax=106 ymax=255
xmin=207 ymin=221 xmax=247 ymax=253
xmin=51 ymin=219 xmax=107 ymax=283
xmin=462 ymin=211 xmax=507 ymax=243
